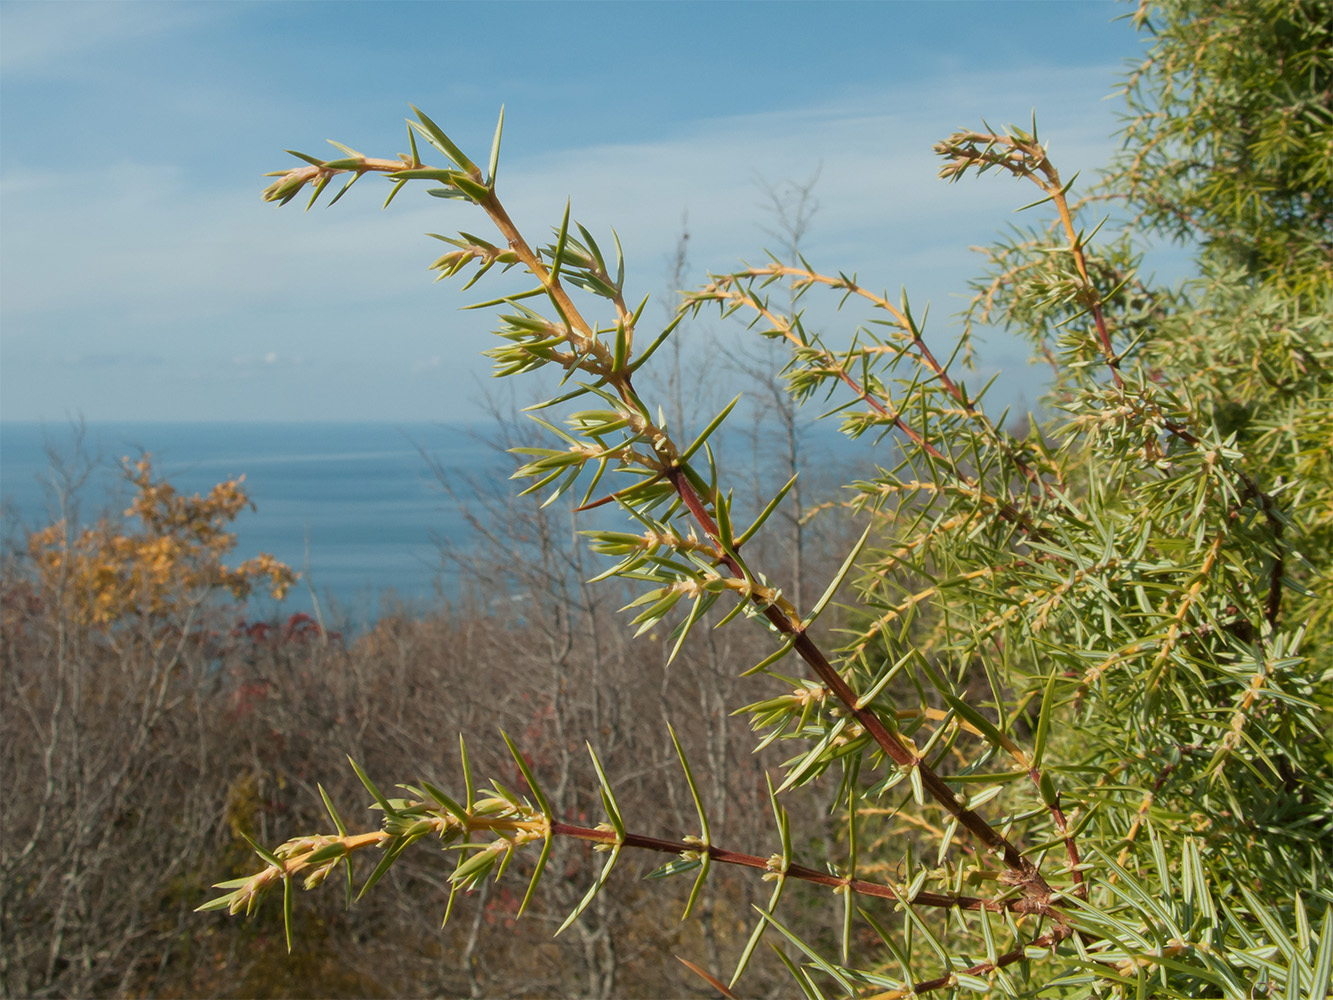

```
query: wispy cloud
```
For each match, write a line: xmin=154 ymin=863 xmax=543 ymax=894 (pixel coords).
xmin=0 ymin=2 xmax=222 ymax=79
xmin=2 ymin=62 xmax=1119 ymax=334
xmin=455 ymin=62 xmax=1124 ymax=342
xmin=1 ymin=19 xmax=1130 ymax=422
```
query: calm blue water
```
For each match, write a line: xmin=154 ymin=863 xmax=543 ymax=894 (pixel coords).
xmin=0 ymin=422 xmax=510 ymax=621
xmin=1 ymin=419 xmax=885 ymax=623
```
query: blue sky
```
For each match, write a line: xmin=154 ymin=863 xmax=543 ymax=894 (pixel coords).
xmin=1 ymin=0 xmax=1152 ymax=424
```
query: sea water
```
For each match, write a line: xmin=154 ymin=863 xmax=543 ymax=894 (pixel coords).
xmin=0 ymin=421 xmax=510 ymax=621
xmin=1 ymin=419 xmax=885 ymax=624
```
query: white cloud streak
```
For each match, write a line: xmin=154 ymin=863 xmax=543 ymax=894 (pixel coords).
xmin=1 ymin=58 xmax=1125 ymax=420
xmin=0 ymin=1 xmax=222 ymax=79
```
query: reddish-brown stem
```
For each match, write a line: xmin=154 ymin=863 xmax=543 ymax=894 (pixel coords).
xmin=937 ymin=132 xmax=1121 ymax=387
xmin=1027 ymin=766 xmax=1085 ymax=898
xmin=717 ymin=265 xmax=1060 ymax=495
xmin=1044 ymin=184 xmax=1122 ymax=389
xmin=700 ymin=285 xmax=1047 ymax=534
xmin=907 ymin=926 xmax=1073 ymax=994
xmin=661 ymin=464 xmax=1055 ymax=904
xmin=547 ymin=821 xmax=1051 ymax=915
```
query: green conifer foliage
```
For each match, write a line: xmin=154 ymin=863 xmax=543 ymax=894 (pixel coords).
xmin=1115 ymin=0 xmax=1333 ymax=297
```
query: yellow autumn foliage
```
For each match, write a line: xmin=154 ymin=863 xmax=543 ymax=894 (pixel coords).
xmin=28 ymin=456 xmax=297 ymax=626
